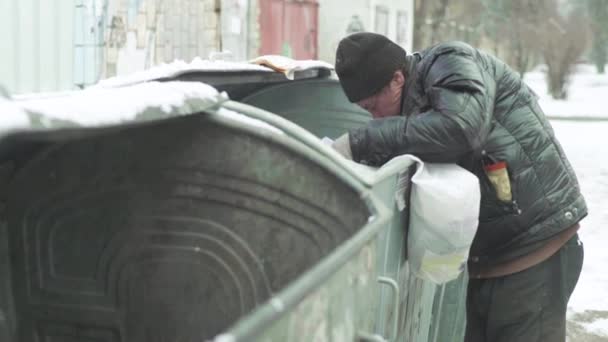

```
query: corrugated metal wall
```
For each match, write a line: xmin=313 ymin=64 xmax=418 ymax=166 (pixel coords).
xmin=73 ymin=0 xmax=107 ymax=88
xmin=0 ymin=0 xmax=75 ymax=94
xmin=259 ymin=0 xmax=319 ymax=59
xmin=0 ymin=0 xmax=227 ymax=95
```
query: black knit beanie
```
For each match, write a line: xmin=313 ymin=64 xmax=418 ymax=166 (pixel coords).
xmin=335 ymin=32 xmax=407 ymax=103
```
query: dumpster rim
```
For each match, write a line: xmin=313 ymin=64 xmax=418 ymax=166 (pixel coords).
xmin=222 ymin=101 xmax=415 ymax=188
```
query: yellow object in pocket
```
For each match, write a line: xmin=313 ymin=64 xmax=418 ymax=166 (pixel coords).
xmin=484 ymin=161 xmax=512 ymax=202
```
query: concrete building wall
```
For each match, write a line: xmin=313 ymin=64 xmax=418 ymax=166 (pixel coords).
xmin=0 ymin=0 xmax=412 ymax=94
xmin=0 ymin=0 xmax=225 ymax=94
xmin=247 ymin=0 xmax=261 ymax=59
xmin=104 ymin=0 xmax=222 ymax=78
xmin=221 ymin=0 xmax=251 ymax=61
xmin=317 ymin=0 xmax=414 ymax=64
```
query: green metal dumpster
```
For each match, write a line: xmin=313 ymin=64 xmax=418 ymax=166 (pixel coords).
xmin=216 ymin=101 xmax=468 ymax=342
xmin=0 ymin=67 xmax=469 ymax=342
xmin=201 ymin=68 xmax=469 ymax=342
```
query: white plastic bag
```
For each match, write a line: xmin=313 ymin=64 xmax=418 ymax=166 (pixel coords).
xmin=407 ymin=159 xmax=480 ymax=284
xmin=322 ymin=136 xmax=479 ymax=284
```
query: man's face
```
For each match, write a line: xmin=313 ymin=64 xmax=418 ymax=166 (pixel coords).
xmin=356 ymin=71 xmax=405 ymax=119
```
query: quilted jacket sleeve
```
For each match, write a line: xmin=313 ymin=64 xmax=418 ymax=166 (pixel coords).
xmin=349 ymin=50 xmax=494 ymax=165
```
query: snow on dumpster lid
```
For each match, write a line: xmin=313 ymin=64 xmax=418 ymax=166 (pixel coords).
xmin=1 ymin=81 xmax=283 ymax=138
xmin=96 ymin=58 xmax=272 ymax=88
xmin=0 ymin=97 xmax=30 ymax=135
xmin=249 ymin=55 xmax=334 ymax=80
xmin=0 ymin=81 xmax=246 ymax=138
xmin=95 ymin=56 xmax=335 ymax=88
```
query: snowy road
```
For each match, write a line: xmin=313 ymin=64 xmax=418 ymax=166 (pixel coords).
xmin=551 ymin=120 xmax=608 ymax=341
xmin=523 ymin=65 xmax=608 ymax=340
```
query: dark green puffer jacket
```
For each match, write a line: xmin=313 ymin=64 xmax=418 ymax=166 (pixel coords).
xmin=349 ymin=41 xmax=587 ymax=268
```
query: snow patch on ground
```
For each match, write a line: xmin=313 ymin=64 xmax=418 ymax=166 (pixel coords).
xmin=584 ymin=319 xmax=608 ymax=337
xmin=524 ymin=65 xmax=608 ymax=119
xmin=553 ymin=121 xmax=608 ymax=317
xmin=523 ymin=64 xmax=608 ymax=340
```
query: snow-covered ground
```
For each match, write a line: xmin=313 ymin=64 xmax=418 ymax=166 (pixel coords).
xmin=525 ymin=64 xmax=608 ymax=120
xmin=554 ymin=120 xmax=608 ymax=341
xmin=525 ymin=66 xmax=608 ymax=341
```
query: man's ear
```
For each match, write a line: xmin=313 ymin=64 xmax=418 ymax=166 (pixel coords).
xmin=391 ymin=70 xmax=405 ymax=90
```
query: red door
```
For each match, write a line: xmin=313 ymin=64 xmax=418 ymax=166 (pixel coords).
xmin=259 ymin=0 xmax=319 ymax=60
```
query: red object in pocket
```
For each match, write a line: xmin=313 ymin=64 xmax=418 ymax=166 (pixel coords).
xmin=483 ymin=161 xmax=512 ymax=202
xmin=484 ymin=161 xmax=507 ymax=172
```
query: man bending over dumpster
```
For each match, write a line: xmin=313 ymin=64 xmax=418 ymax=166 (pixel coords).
xmin=331 ymin=32 xmax=586 ymax=342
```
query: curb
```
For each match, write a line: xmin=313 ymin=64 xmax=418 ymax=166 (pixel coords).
xmin=547 ymin=116 xmax=608 ymax=122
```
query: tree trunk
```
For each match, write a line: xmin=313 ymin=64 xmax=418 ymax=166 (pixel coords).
xmin=413 ymin=0 xmax=430 ymax=50
xmin=586 ymin=0 xmax=608 ymax=73
xmin=547 ymin=63 xmax=569 ymax=100
xmin=429 ymin=0 xmax=449 ymax=45
xmin=541 ymin=5 xmax=587 ymax=100
xmin=591 ymin=39 xmax=607 ymax=74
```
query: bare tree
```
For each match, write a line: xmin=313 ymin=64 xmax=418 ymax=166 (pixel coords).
xmin=429 ymin=0 xmax=450 ymax=44
xmin=586 ymin=0 xmax=608 ymax=73
xmin=413 ymin=0 xmax=484 ymax=51
xmin=505 ymin=1 xmax=544 ymax=77
xmin=412 ymin=0 xmax=449 ymax=50
xmin=478 ymin=0 xmax=547 ymax=77
xmin=478 ymin=0 xmax=588 ymax=98
xmin=540 ymin=4 xmax=589 ymax=99
xmin=412 ymin=0 xmax=589 ymax=99
xmin=413 ymin=0 xmax=431 ymax=50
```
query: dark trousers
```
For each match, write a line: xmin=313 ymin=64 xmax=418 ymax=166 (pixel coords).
xmin=465 ymin=234 xmax=584 ymax=342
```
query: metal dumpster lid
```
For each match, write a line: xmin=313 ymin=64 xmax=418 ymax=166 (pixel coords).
xmin=94 ymin=57 xmax=335 ymax=89
xmin=0 ymin=81 xmax=282 ymax=144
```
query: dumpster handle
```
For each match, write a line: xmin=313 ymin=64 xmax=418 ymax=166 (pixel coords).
xmin=378 ymin=276 xmax=399 ymax=342
xmin=357 ymin=277 xmax=399 ymax=342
